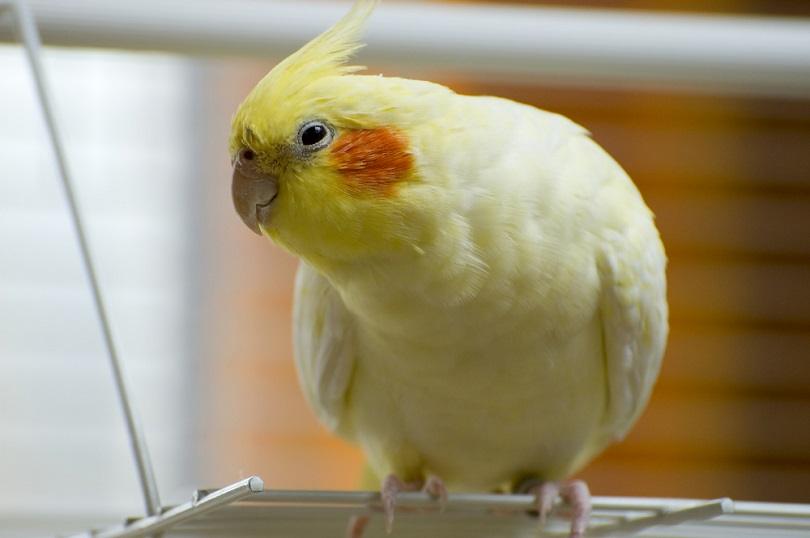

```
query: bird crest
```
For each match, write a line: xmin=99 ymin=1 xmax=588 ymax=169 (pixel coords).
xmin=270 ymin=0 xmax=378 ymax=86
xmin=231 ymin=0 xmax=378 ymax=151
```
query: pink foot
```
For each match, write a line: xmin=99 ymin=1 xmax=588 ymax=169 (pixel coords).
xmin=523 ymin=479 xmax=591 ymax=538
xmin=422 ymin=474 xmax=449 ymax=511
xmin=346 ymin=473 xmax=448 ymax=538
xmin=381 ymin=474 xmax=420 ymax=533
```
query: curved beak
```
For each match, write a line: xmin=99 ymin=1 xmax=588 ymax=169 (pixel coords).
xmin=232 ymin=166 xmax=278 ymax=235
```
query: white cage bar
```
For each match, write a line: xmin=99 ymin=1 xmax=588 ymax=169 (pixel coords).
xmin=1 ymin=0 xmax=809 ymax=97
xmin=70 ymin=477 xmax=810 ymax=538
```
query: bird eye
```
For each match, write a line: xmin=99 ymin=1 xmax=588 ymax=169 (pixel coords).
xmin=297 ymin=120 xmax=333 ymax=151
xmin=240 ymin=148 xmax=256 ymax=161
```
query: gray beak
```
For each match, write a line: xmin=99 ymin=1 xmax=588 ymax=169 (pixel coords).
xmin=231 ymin=164 xmax=278 ymax=235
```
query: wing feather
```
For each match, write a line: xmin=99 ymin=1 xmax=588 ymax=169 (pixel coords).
xmin=292 ymin=262 xmax=356 ymax=433
xmin=597 ymin=212 xmax=668 ymax=442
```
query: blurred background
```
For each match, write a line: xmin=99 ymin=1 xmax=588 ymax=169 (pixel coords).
xmin=0 ymin=1 xmax=809 ymax=536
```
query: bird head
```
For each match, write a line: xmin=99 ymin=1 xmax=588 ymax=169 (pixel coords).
xmin=229 ymin=0 xmax=451 ymax=270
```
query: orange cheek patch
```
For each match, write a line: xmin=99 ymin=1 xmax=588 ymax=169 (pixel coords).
xmin=329 ymin=128 xmax=413 ymax=196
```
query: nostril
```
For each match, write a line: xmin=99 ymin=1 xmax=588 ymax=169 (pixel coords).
xmin=241 ymin=148 xmax=256 ymax=161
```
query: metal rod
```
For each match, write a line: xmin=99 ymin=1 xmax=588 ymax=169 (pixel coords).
xmin=78 ymin=483 xmax=810 ymax=538
xmin=251 ymin=490 xmax=536 ymax=510
xmin=734 ymin=501 xmax=810 ymax=518
xmin=587 ymin=497 xmax=733 ymax=536
xmin=93 ymin=476 xmax=264 ymax=538
xmin=247 ymin=490 xmax=738 ymax=515
xmin=9 ymin=0 xmax=161 ymax=518
xmin=1 ymin=0 xmax=809 ymax=98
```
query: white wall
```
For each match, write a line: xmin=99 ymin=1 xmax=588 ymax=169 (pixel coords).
xmin=0 ymin=46 xmax=197 ymax=536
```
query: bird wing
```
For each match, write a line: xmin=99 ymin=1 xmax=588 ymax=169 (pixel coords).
xmin=596 ymin=210 xmax=668 ymax=443
xmin=293 ymin=262 xmax=356 ymax=433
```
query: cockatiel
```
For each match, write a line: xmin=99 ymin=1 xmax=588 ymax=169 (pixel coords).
xmin=229 ymin=1 xmax=667 ymax=537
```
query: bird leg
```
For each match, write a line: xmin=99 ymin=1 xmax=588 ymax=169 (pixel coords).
xmin=346 ymin=473 xmax=448 ymax=538
xmin=521 ymin=479 xmax=591 ymax=538
xmin=422 ymin=474 xmax=449 ymax=511
xmin=381 ymin=474 xmax=420 ymax=533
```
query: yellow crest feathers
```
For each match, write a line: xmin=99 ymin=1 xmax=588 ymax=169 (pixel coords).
xmin=255 ymin=0 xmax=377 ymax=100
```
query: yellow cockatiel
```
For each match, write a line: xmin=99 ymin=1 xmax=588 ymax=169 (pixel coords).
xmin=229 ymin=1 xmax=667 ymax=537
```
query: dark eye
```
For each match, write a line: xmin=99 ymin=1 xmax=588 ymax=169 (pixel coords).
xmin=297 ymin=120 xmax=333 ymax=150
xmin=240 ymin=148 xmax=255 ymax=161
xmin=301 ymin=124 xmax=327 ymax=145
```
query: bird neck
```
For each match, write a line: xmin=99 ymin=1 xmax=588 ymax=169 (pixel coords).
xmin=314 ymin=216 xmax=491 ymax=337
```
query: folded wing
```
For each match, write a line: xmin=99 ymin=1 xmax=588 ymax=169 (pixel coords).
xmin=293 ymin=262 xmax=356 ymax=433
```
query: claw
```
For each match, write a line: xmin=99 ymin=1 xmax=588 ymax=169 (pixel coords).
xmin=381 ymin=475 xmax=401 ymax=533
xmin=534 ymin=482 xmax=559 ymax=526
xmin=353 ymin=473 xmax=449 ymax=537
xmin=525 ymin=479 xmax=591 ymax=538
xmin=381 ymin=474 xmax=420 ymax=534
xmin=422 ymin=474 xmax=448 ymax=512
xmin=560 ymin=480 xmax=591 ymax=538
